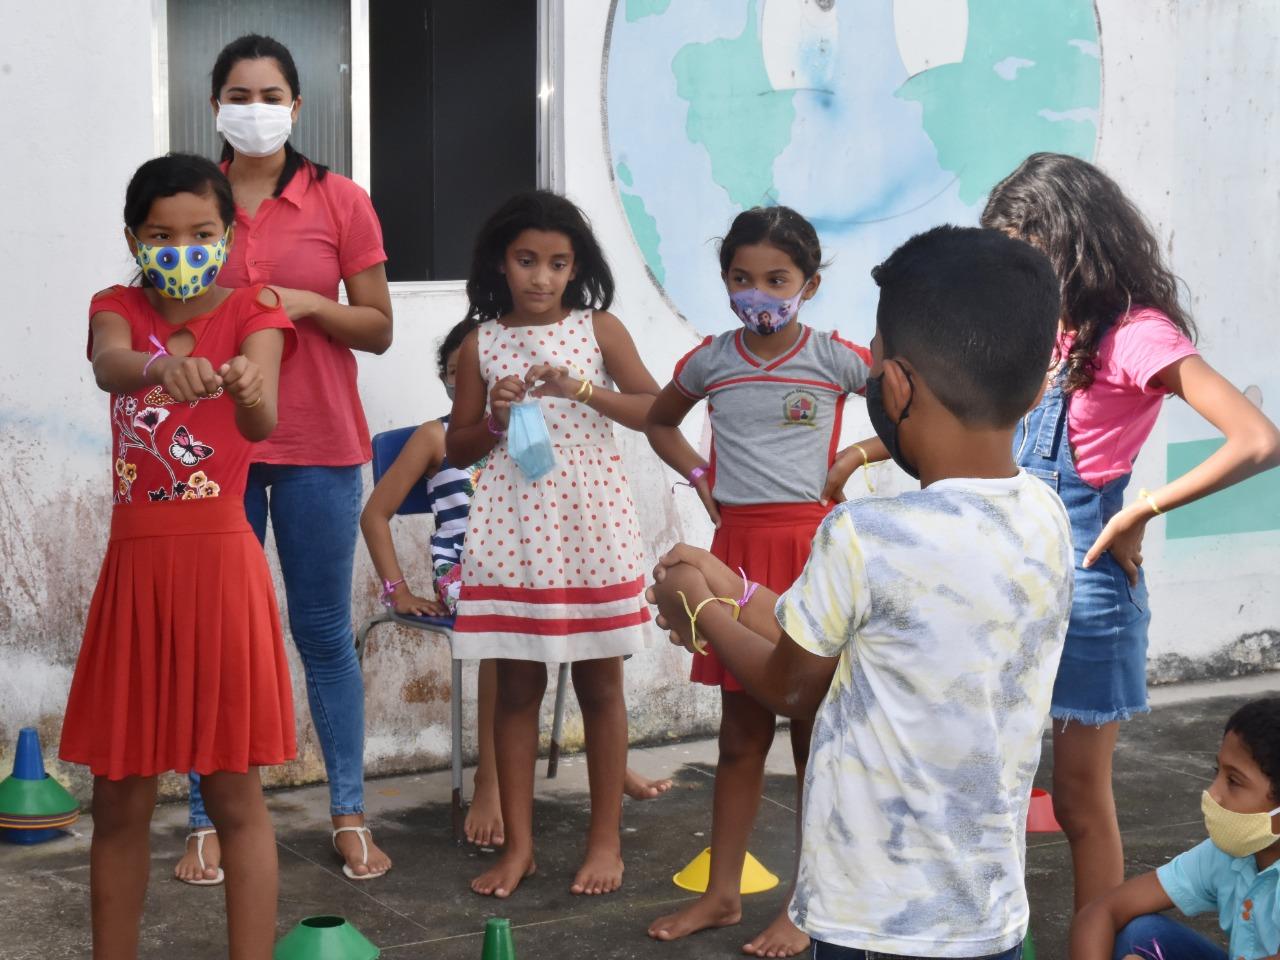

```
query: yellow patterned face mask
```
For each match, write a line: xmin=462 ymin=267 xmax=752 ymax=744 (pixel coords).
xmin=132 ymin=232 xmax=228 ymax=301
xmin=1202 ymin=790 xmax=1280 ymax=857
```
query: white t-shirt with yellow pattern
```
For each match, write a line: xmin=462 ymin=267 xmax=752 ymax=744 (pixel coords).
xmin=778 ymin=471 xmax=1072 ymax=957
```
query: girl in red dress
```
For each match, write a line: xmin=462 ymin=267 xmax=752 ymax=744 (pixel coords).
xmin=59 ymin=154 xmax=296 ymax=960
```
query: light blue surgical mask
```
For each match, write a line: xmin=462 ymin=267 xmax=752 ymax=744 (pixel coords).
xmin=507 ymin=400 xmax=556 ymax=481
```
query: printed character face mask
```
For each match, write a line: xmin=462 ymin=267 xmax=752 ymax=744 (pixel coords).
xmin=132 ymin=232 xmax=228 ymax=301
xmin=729 ymin=286 xmax=807 ymax=335
xmin=1202 ymin=790 xmax=1280 ymax=858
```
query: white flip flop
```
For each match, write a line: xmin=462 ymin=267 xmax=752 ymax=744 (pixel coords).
xmin=332 ymin=825 xmax=389 ymax=881
xmin=177 ymin=829 xmax=225 ymax=886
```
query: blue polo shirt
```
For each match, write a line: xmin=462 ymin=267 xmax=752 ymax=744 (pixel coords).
xmin=1157 ymin=839 xmax=1280 ymax=959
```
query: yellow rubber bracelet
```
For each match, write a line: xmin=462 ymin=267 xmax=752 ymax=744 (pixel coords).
xmin=676 ymin=591 xmax=741 ymax=655
xmin=852 ymin=443 xmax=875 ymax=493
xmin=1138 ymin=488 xmax=1162 ymax=515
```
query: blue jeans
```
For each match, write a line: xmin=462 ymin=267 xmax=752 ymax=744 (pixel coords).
xmin=811 ymin=941 xmax=1023 ymax=959
xmin=189 ymin=464 xmax=365 ymax=827
xmin=1113 ymin=915 xmax=1226 ymax=960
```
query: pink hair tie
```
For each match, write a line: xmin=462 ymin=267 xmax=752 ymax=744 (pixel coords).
xmin=738 ymin=568 xmax=759 ymax=607
xmin=486 ymin=412 xmax=507 ymax=436
xmin=672 ymin=464 xmax=709 ymax=494
xmin=143 ymin=333 xmax=169 ymax=379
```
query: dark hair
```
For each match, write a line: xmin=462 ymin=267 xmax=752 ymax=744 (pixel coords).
xmin=872 ymin=225 xmax=1060 ymax=427
xmin=465 ymin=191 xmax=614 ymax=322
xmin=124 ymin=154 xmax=235 ymax=289
xmin=1225 ymin=698 xmax=1280 ymax=800
xmin=980 ymin=153 xmax=1195 ymax=394
xmin=210 ymin=34 xmax=328 ymax=197
xmin=437 ymin=313 xmax=480 ymax=378
xmin=718 ymin=205 xmax=823 ymax=277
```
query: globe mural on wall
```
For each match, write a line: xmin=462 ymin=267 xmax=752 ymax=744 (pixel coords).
xmin=605 ymin=0 xmax=1102 ymax=339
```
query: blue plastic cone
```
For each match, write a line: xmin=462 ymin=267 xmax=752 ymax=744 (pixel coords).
xmin=13 ymin=728 xmax=45 ymax=780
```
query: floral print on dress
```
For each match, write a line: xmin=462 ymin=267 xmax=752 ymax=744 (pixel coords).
xmin=111 ymin=395 xmax=219 ymax=505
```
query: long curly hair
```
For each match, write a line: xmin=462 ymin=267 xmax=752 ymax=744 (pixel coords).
xmin=465 ymin=191 xmax=613 ymax=322
xmin=981 ymin=153 xmax=1195 ymax=393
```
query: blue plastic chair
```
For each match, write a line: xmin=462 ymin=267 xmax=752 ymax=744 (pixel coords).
xmin=355 ymin=426 xmax=571 ymax=842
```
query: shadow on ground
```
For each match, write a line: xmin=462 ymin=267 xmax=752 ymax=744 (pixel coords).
xmin=0 ymin=690 xmax=1253 ymax=959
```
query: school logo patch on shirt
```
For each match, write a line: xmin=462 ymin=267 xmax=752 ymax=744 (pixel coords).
xmin=782 ymin=389 xmax=820 ymax=427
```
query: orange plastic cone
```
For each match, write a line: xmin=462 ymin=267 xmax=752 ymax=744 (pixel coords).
xmin=1026 ymin=788 xmax=1062 ymax=833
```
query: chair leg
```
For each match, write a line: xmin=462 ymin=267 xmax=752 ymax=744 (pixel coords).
xmin=548 ymin=661 xmax=570 ymax=779
xmin=354 ymin=611 xmax=395 ymax=669
xmin=450 ymin=655 xmax=465 ymax=843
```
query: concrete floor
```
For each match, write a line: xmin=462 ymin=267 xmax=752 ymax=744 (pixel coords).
xmin=2 ymin=674 xmax=1272 ymax=960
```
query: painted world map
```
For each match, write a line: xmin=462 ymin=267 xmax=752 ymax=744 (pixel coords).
xmin=606 ymin=0 xmax=1101 ymax=338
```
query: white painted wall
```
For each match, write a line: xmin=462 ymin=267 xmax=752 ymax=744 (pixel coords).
xmin=0 ymin=0 xmax=1275 ymax=799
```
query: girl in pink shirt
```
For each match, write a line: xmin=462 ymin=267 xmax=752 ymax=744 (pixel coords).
xmin=983 ymin=153 xmax=1280 ymax=910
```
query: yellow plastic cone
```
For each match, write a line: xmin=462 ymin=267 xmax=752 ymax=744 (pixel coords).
xmin=673 ymin=847 xmax=779 ymax=895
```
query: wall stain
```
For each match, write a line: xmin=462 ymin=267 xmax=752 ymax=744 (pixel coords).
xmin=402 ymin=671 xmax=452 ymax=705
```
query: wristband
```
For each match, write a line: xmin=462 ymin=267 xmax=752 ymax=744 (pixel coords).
xmin=143 ymin=333 xmax=169 ymax=379
xmin=671 ymin=464 xmax=710 ymax=494
xmin=380 ymin=578 xmax=405 ymax=607
xmin=1138 ymin=488 xmax=1163 ymax=516
xmin=675 ymin=591 xmax=741 ymax=655
xmin=852 ymin=443 xmax=875 ymax=493
xmin=737 ymin=568 xmax=759 ymax=608
xmin=486 ymin=412 xmax=507 ymax=436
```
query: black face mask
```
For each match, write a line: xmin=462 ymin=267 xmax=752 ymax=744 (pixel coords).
xmin=865 ymin=365 xmax=919 ymax=481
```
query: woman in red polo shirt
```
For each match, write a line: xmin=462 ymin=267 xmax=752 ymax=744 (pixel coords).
xmin=176 ymin=34 xmax=394 ymax=884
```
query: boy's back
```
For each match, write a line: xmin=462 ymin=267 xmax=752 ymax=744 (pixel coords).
xmin=779 ymin=471 xmax=1073 ymax=956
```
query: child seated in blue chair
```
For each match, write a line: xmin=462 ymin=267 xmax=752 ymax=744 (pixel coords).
xmin=360 ymin=316 xmax=672 ymax=846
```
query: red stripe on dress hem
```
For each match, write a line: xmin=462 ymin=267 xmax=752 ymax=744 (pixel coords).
xmin=453 ymin=609 xmax=651 ymax=635
xmin=459 ymin=577 xmax=646 ymax=604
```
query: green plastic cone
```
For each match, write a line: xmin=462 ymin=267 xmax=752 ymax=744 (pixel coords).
xmin=0 ymin=774 xmax=78 ymax=818
xmin=273 ymin=916 xmax=379 ymax=960
xmin=1024 ymin=929 xmax=1036 ymax=960
xmin=481 ymin=918 xmax=515 ymax=960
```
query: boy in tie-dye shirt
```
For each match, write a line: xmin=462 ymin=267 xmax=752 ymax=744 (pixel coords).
xmin=647 ymin=226 xmax=1073 ymax=959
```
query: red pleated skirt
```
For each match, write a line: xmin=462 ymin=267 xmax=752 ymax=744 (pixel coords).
xmin=690 ymin=501 xmax=831 ymax=692
xmin=59 ymin=499 xmax=296 ymax=780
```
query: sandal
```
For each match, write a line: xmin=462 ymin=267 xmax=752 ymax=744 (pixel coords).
xmin=176 ymin=829 xmax=224 ymax=886
xmin=332 ymin=825 xmax=389 ymax=881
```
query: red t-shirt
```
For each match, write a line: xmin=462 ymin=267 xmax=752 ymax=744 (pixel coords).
xmin=89 ymin=285 xmax=296 ymax=503
xmin=218 ymin=162 xmax=387 ymax=466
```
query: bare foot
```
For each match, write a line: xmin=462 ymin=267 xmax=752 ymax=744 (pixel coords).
xmin=471 ymin=848 xmax=536 ymax=898
xmin=174 ymin=830 xmax=221 ymax=883
xmin=624 ymin=767 xmax=673 ymax=801
xmin=742 ymin=911 xmax=810 ymax=957
xmin=571 ymin=842 xmax=624 ymax=895
xmin=333 ymin=817 xmax=392 ymax=879
xmin=465 ymin=775 xmax=505 ymax=847
xmin=648 ymin=893 xmax=742 ymax=940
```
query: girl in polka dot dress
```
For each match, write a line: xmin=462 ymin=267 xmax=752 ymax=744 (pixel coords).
xmin=447 ymin=191 xmax=661 ymax=900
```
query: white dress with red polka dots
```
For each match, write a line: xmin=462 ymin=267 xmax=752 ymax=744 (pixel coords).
xmin=451 ymin=310 xmax=652 ymax=662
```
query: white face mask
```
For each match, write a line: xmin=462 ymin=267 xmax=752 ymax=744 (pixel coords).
xmin=216 ymin=102 xmax=294 ymax=158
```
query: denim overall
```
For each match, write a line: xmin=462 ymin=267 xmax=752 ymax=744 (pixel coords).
xmin=1014 ymin=374 xmax=1151 ymax=724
